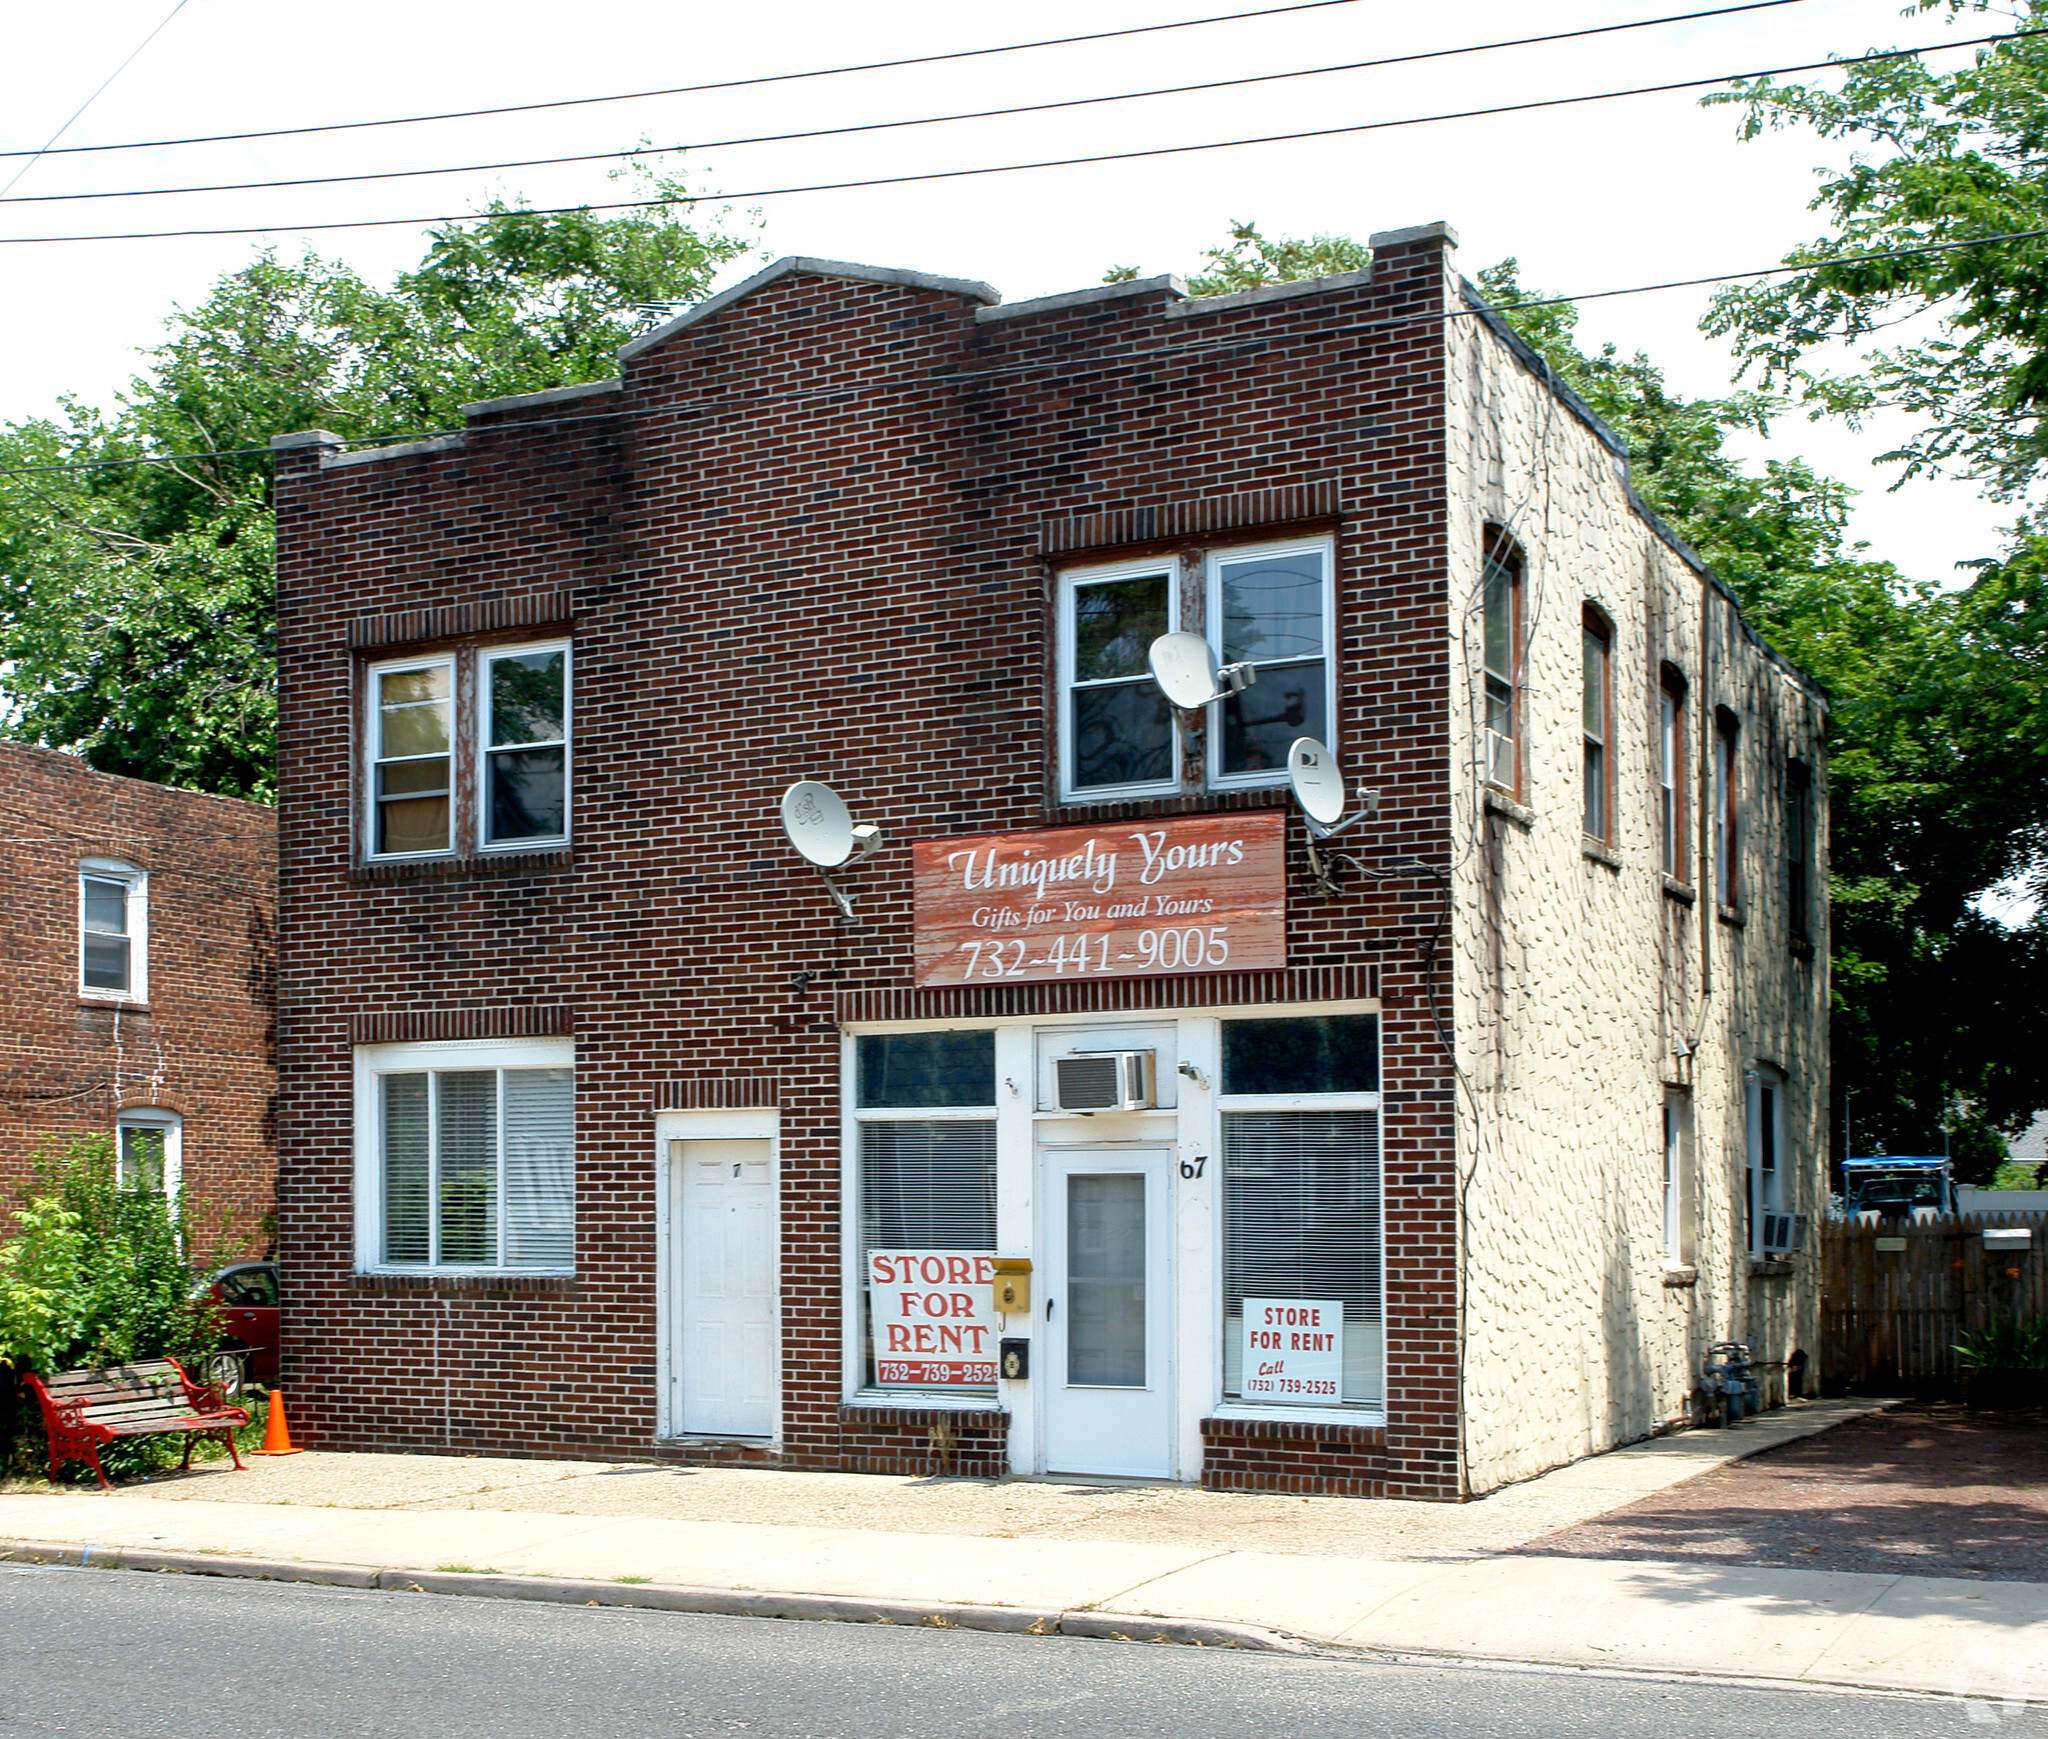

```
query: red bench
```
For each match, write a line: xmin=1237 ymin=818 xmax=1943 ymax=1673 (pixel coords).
xmin=24 ymin=1358 xmax=251 ymax=1491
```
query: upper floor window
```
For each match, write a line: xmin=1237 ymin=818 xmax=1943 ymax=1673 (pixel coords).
xmin=1208 ymin=539 xmax=1331 ymax=788
xmin=1658 ymin=668 xmax=1688 ymax=881
xmin=79 ymin=862 xmax=146 ymax=1000
xmin=1786 ymin=759 xmax=1814 ymax=943
xmin=1481 ymin=536 xmax=1522 ymax=793
xmin=1714 ymin=709 xmax=1741 ymax=906
xmin=365 ymin=640 xmax=570 ymax=859
xmin=1058 ymin=562 xmax=1177 ymax=799
xmin=1581 ymin=608 xmax=1612 ymax=842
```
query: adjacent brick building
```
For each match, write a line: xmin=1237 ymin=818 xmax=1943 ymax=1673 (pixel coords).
xmin=271 ymin=224 xmax=1826 ymax=1497
xmin=0 ymin=741 xmax=277 ymax=1244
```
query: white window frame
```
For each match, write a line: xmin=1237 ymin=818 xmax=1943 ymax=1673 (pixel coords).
xmin=477 ymin=639 xmax=572 ymax=853
xmin=352 ymin=1036 xmax=576 ymax=1276
xmin=1661 ymin=1095 xmax=1684 ymax=1265
xmin=1745 ymin=1063 xmax=1787 ymax=1255
xmin=1204 ymin=535 xmax=1337 ymax=792
xmin=115 ymin=1107 xmax=182 ymax=1199
xmin=78 ymin=859 xmax=147 ymax=1003
xmin=1056 ymin=557 xmax=1182 ymax=803
xmin=365 ymin=652 xmax=456 ymax=861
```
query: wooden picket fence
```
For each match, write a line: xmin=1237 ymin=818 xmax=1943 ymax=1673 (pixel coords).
xmin=1821 ymin=1213 xmax=2047 ymax=1389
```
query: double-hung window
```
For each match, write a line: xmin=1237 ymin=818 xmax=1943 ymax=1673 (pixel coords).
xmin=1218 ymin=1014 xmax=1383 ymax=1414
xmin=1714 ymin=710 xmax=1741 ymax=907
xmin=79 ymin=863 xmax=146 ymax=1001
xmin=116 ymin=1109 xmax=181 ymax=1196
xmin=1786 ymin=759 xmax=1813 ymax=943
xmin=365 ymin=639 xmax=571 ymax=860
xmin=1058 ymin=563 xmax=1178 ymax=800
xmin=1481 ymin=538 xmax=1521 ymax=792
xmin=355 ymin=1040 xmax=575 ymax=1273
xmin=1659 ymin=669 xmax=1688 ymax=880
xmin=1582 ymin=609 xmax=1612 ymax=842
xmin=853 ymin=1031 xmax=998 ymax=1396
xmin=1208 ymin=539 xmax=1332 ymax=787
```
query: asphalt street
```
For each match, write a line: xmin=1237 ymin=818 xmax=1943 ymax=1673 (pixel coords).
xmin=0 ymin=1563 xmax=2007 ymax=1737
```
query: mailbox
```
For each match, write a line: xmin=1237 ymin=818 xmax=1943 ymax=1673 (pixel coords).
xmin=991 ymin=1255 xmax=1032 ymax=1315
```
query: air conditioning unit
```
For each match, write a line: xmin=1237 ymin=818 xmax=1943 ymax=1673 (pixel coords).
xmin=1761 ymin=1213 xmax=1809 ymax=1254
xmin=1054 ymin=1051 xmax=1156 ymax=1114
xmin=1485 ymin=729 xmax=1515 ymax=789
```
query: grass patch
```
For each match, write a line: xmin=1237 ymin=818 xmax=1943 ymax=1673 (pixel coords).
xmin=434 ymin=1564 xmax=499 ymax=1575
xmin=614 ymin=1575 xmax=651 ymax=1584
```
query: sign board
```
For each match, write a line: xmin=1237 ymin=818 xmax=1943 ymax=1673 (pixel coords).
xmin=868 ymin=1251 xmax=998 ymax=1388
xmin=912 ymin=811 xmax=1285 ymax=988
xmin=1240 ymin=1298 xmax=1344 ymax=1404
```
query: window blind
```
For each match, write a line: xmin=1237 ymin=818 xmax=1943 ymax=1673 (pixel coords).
xmin=504 ymin=1067 xmax=575 ymax=1268
xmin=1222 ymin=1109 xmax=1382 ymax=1406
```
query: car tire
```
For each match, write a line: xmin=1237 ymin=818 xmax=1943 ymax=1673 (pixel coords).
xmin=206 ymin=1352 xmax=246 ymax=1401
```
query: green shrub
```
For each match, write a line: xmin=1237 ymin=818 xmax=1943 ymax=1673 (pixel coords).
xmin=1 ymin=1136 xmax=232 ymax=1480
xmin=1955 ymin=1313 xmax=2048 ymax=1370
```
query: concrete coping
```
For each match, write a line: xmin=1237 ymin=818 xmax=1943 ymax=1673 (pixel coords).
xmin=976 ymin=275 xmax=1189 ymax=324
xmin=619 ymin=256 xmax=1002 ymax=361
xmin=463 ymin=378 xmax=621 ymax=419
xmin=1368 ymin=220 xmax=1459 ymax=251
xmin=268 ymin=429 xmax=343 ymax=452
xmin=1164 ymin=268 xmax=1375 ymax=320
xmin=325 ymin=434 xmax=467 ymax=468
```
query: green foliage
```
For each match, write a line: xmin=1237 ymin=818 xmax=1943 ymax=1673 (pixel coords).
xmin=1102 ymin=220 xmax=1370 ymax=295
xmin=1701 ymin=0 xmax=2048 ymax=503
xmin=1990 ymin=1160 xmax=2045 ymax=1188
xmin=0 ymin=170 xmax=755 ymax=800
xmin=1955 ymin=1312 xmax=2048 ymax=1369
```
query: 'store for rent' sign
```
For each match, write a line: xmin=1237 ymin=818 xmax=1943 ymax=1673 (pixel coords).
xmin=1240 ymin=1298 xmax=1345 ymax=1404
xmin=868 ymin=1251 xmax=998 ymax=1388
xmin=912 ymin=811 xmax=1285 ymax=988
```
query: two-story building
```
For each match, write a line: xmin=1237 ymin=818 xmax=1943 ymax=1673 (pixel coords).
xmin=270 ymin=222 xmax=1826 ymax=1497
xmin=0 ymin=741 xmax=277 ymax=1240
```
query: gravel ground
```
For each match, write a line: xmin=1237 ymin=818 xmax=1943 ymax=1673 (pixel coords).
xmin=1522 ymin=1401 xmax=2048 ymax=1583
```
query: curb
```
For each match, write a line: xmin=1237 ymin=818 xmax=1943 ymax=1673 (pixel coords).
xmin=0 ymin=1539 xmax=1302 ymax=1653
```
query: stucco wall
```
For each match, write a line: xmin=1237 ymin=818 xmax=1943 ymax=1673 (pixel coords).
xmin=1439 ymin=270 xmax=1829 ymax=1494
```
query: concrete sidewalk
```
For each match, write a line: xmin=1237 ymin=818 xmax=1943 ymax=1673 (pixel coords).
xmin=3 ymin=1398 xmax=2041 ymax=1703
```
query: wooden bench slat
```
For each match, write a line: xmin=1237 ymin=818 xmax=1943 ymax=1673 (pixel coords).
xmin=45 ymin=1362 xmax=181 ymax=1390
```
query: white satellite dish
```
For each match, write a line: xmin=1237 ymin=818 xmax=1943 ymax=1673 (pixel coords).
xmin=1287 ymin=738 xmax=1348 ymax=830
xmin=1147 ymin=633 xmax=1257 ymax=709
xmin=782 ymin=780 xmax=856 ymax=867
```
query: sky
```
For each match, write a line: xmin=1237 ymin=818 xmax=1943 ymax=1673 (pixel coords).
xmin=0 ymin=0 xmax=2019 ymax=589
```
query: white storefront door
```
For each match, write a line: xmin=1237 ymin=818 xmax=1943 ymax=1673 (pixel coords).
xmin=1040 ymin=1146 xmax=1174 ymax=1478
xmin=672 ymin=1138 xmax=775 ymax=1437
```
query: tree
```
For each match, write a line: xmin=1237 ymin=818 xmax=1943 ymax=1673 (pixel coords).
xmin=1139 ymin=223 xmax=2048 ymax=1175
xmin=1105 ymin=219 xmax=1369 ymax=294
xmin=0 ymin=172 xmax=754 ymax=800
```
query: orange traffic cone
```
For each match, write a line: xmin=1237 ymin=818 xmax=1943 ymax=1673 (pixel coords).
xmin=250 ymin=1388 xmax=304 ymax=1456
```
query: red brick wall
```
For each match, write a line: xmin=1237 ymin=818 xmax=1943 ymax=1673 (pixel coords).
xmin=272 ymin=235 xmax=1462 ymax=1495
xmin=0 ymin=741 xmax=277 ymax=1253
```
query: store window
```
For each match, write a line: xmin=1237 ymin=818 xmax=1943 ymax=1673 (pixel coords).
xmin=354 ymin=1040 xmax=575 ymax=1273
xmin=855 ymin=1031 xmax=998 ymax=1396
xmin=1218 ymin=1014 xmax=1382 ymax=1411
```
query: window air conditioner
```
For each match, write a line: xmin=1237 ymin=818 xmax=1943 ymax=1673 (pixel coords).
xmin=1054 ymin=1051 xmax=1157 ymax=1114
xmin=1761 ymin=1213 xmax=1808 ymax=1254
xmin=1485 ymin=729 xmax=1515 ymax=789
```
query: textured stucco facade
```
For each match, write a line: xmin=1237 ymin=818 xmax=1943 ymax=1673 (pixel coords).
xmin=1443 ymin=270 xmax=1828 ymax=1493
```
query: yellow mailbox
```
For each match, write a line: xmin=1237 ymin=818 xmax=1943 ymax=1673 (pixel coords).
xmin=991 ymin=1255 xmax=1032 ymax=1315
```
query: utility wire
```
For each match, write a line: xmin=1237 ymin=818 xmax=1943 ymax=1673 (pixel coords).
xmin=0 ymin=31 xmax=2021 ymax=245
xmin=6 ymin=221 xmax=2046 ymax=480
xmin=0 ymin=0 xmax=190 ymax=198
xmin=0 ymin=0 xmax=1808 ymax=164
xmin=0 ymin=0 xmax=1822 ymax=207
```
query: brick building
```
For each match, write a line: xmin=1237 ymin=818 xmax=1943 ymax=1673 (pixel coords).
xmin=271 ymin=223 xmax=1826 ymax=1498
xmin=0 ymin=741 xmax=277 ymax=1243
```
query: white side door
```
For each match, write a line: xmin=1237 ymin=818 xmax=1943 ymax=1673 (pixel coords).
xmin=1040 ymin=1146 xmax=1174 ymax=1478
xmin=673 ymin=1138 xmax=775 ymax=1438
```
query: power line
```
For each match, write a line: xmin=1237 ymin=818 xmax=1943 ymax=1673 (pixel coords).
xmin=0 ymin=0 xmax=190 ymax=198
xmin=0 ymin=31 xmax=2020 ymax=245
xmin=6 ymin=222 xmax=2046 ymax=480
xmin=0 ymin=0 xmax=1819 ymax=207
xmin=0 ymin=0 xmax=1370 ymax=161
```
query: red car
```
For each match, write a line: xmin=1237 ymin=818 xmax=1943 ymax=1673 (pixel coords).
xmin=194 ymin=1262 xmax=279 ymax=1396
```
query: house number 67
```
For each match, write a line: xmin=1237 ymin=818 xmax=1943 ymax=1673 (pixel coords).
xmin=1179 ymin=1155 xmax=1207 ymax=1180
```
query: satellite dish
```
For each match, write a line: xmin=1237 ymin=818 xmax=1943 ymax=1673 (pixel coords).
xmin=1148 ymin=633 xmax=1222 ymax=709
xmin=1287 ymin=738 xmax=1348 ymax=830
xmin=781 ymin=780 xmax=856 ymax=867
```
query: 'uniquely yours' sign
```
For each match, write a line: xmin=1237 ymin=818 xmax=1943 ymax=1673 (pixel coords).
xmin=912 ymin=811 xmax=1285 ymax=987
xmin=868 ymin=1251 xmax=998 ymax=1388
